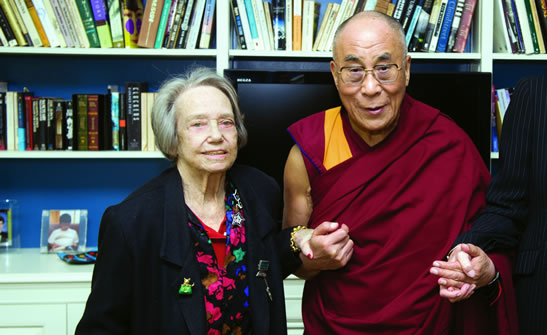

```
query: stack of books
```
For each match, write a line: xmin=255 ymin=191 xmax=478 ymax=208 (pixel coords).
xmin=230 ymin=0 xmax=478 ymax=53
xmin=0 ymin=0 xmax=217 ymax=49
xmin=0 ymin=82 xmax=159 ymax=152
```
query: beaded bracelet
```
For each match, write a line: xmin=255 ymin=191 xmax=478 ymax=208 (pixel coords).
xmin=290 ymin=226 xmax=308 ymax=253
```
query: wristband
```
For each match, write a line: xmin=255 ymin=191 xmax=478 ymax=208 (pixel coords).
xmin=290 ymin=226 xmax=307 ymax=253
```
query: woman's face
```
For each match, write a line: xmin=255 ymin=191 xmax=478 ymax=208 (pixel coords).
xmin=174 ymin=86 xmax=238 ymax=175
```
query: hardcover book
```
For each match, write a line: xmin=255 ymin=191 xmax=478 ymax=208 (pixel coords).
xmin=73 ymin=94 xmax=88 ymax=151
xmin=272 ymin=0 xmax=285 ymax=50
xmin=108 ymin=0 xmax=125 ymax=47
xmin=125 ymin=82 xmax=148 ymax=151
xmin=24 ymin=0 xmax=50 ymax=47
xmin=452 ymin=0 xmax=477 ymax=52
xmin=137 ymin=0 xmax=165 ymax=48
xmin=165 ymin=0 xmax=186 ymax=48
xmin=198 ymin=0 xmax=215 ymax=49
xmin=90 ymin=0 xmax=113 ymax=48
xmin=231 ymin=0 xmax=247 ymax=49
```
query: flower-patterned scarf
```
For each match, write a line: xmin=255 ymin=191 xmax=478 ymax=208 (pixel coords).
xmin=187 ymin=180 xmax=251 ymax=335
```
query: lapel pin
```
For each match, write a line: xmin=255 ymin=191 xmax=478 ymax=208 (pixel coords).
xmin=256 ymin=260 xmax=272 ymax=301
xmin=178 ymin=278 xmax=194 ymax=295
xmin=232 ymin=212 xmax=245 ymax=227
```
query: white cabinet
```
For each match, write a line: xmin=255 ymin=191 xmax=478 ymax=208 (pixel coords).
xmin=0 ymin=249 xmax=92 ymax=335
xmin=0 ymin=249 xmax=305 ymax=335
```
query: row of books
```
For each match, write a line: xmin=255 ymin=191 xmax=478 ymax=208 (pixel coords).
xmin=493 ymin=0 xmax=547 ymax=54
xmin=0 ymin=0 xmax=216 ymax=49
xmin=230 ymin=0 xmax=477 ymax=53
xmin=490 ymin=85 xmax=513 ymax=153
xmin=0 ymin=83 xmax=159 ymax=152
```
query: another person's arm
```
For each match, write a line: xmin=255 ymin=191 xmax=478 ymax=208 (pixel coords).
xmin=283 ymin=145 xmax=354 ymax=279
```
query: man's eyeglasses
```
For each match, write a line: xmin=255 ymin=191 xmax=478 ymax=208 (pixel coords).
xmin=336 ymin=63 xmax=402 ymax=85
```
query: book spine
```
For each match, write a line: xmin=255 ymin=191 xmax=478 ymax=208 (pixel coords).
xmin=111 ymin=91 xmax=120 ymax=150
xmin=176 ymin=0 xmax=194 ymax=48
xmin=32 ymin=0 xmax=62 ymax=47
xmin=13 ymin=0 xmax=41 ymax=46
xmin=242 ymin=0 xmax=261 ymax=49
xmin=166 ymin=0 xmax=186 ymax=49
xmin=99 ymin=94 xmax=112 ymax=150
xmin=401 ymin=0 xmax=418 ymax=31
xmin=324 ymin=0 xmax=349 ymax=52
xmin=312 ymin=2 xmax=329 ymax=51
xmin=54 ymin=100 xmax=64 ymax=150
xmin=42 ymin=0 xmax=67 ymax=47
xmin=31 ymin=98 xmax=39 ymax=150
xmin=231 ymin=0 xmax=247 ymax=49
xmin=0 ymin=4 xmax=17 ymax=46
xmin=108 ymin=0 xmax=125 ymax=47
xmin=24 ymin=0 xmax=49 ymax=46
xmin=90 ymin=0 xmax=113 ymax=47
xmin=236 ymin=0 xmax=253 ymax=50
xmin=436 ymin=0 xmax=456 ymax=52
xmin=292 ymin=0 xmax=302 ymax=51
xmin=446 ymin=0 xmax=465 ymax=51
xmin=253 ymin=0 xmax=269 ymax=50
xmin=137 ymin=0 xmax=164 ymax=48
xmin=186 ymin=0 xmax=206 ymax=49
xmin=198 ymin=0 xmax=215 ymax=49
xmin=37 ymin=97 xmax=47 ymax=150
xmin=452 ymin=0 xmax=476 ymax=52
xmin=318 ymin=2 xmax=339 ymax=51
xmin=161 ymin=0 xmax=178 ymax=48
xmin=119 ymin=92 xmax=127 ymax=150
xmin=122 ymin=0 xmax=143 ymax=48
xmin=60 ymin=0 xmax=85 ymax=48
xmin=65 ymin=100 xmax=73 ymax=150
xmin=65 ymin=0 xmax=91 ymax=48
xmin=0 ymin=92 xmax=5 ymax=150
xmin=536 ymin=0 xmax=547 ymax=46
xmin=528 ymin=0 xmax=545 ymax=53
xmin=0 ymin=0 xmax=27 ymax=45
xmin=87 ymin=94 xmax=99 ymax=151
xmin=406 ymin=0 xmax=424 ymax=46
xmin=272 ymin=0 xmax=285 ymax=50
xmin=428 ymin=0 xmax=448 ymax=52
xmin=154 ymin=0 xmax=172 ymax=48
xmin=392 ymin=0 xmax=407 ymax=21
xmin=49 ymin=0 xmax=75 ymax=47
xmin=75 ymin=0 xmax=100 ymax=48
xmin=16 ymin=92 xmax=26 ymax=151
xmin=8 ymin=0 xmax=32 ymax=45
xmin=24 ymin=95 xmax=32 ymax=150
xmin=524 ymin=0 xmax=540 ymax=53
xmin=75 ymin=94 xmax=88 ymax=150
xmin=126 ymin=82 xmax=147 ymax=151
xmin=46 ymin=98 xmax=56 ymax=150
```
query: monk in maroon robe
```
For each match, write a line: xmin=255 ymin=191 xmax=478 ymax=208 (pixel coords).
xmin=283 ymin=11 xmax=518 ymax=335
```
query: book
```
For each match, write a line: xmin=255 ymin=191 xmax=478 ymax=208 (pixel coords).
xmin=86 ymin=94 xmax=99 ymax=151
xmin=166 ymin=0 xmax=187 ymax=48
xmin=401 ymin=0 xmax=419 ymax=32
xmin=323 ymin=0 xmax=349 ymax=52
xmin=374 ymin=0 xmax=390 ymax=14
xmin=118 ymin=92 xmax=127 ymax=150
xmin=231 ymin=0 xmax=247 ymax=49
xmin=5 ymin=92 xmax=16 ymax=150
xmin=46 ymin=98 xmax=60 ymax=150
xmin=272 ymin=0 xmax=285 ymax=50
xmin=392 ymin=0 xmax=407 ymax=22
xmin=122 ymin=0 xmax=144 ymax=48
xmin=160 ymin=0 xmax=179 ymax=48
xmin=445 ymin=0 xmax=465 ymax=51
xmin=409 ymin=0 xmax=433 ymax=50
xmin=90 ymin=0 xmax=114 ymax=48
xmin=153 ymin=0 xmax=172 ymax=48
xmin=292 ymin=0 xmax=302 ymax=51
xmin=53 ymin=99 xmax=64 ymax=150
xmin=0 ymin=4 xmax=17 ymax=47
xmin=23 ymin=94 xmax=32 ymax=150
xmin=493 ymin=0 xmax=512 ymax=53
xmin=31 ymin=97 xmax=39 ymax=149
xmin=109 ymin=86 xmax=120 ymax=150
xmin=0 ymin=24 xmax=6 ymax=45
xmin=98 ymin=93 xmax=113 ymax=150
xmin=263 ymin=1 xmax=275 ymax=50
xmin=285 ymin=0 xmax=291 ymax=50
xmin=125 ymin=82 xmax=148 ymax=151
xmin=0 ymin=92 xmax=6 ymax=150
xmin=75 ymin=0 xmax=100 ymax=48
xmin=24 ymin=0 xmax=49 ymax=46
xmin=50 ymin=0 xmax=76 ymax=47
xmin=529 ymin=0 xmax=546 ymax=53
xmin=435 ymin=0 xmax=457 ymax=52
xmin=108 ymin=0 xmax=125 ymax=47
xmin=428 ymin=0 xmax=448 ymax=52
xmin=301 ymin=0 xmax=314 ymax=51
xmin=514 ymin=0 xmax=535 ymax=53
xmin=536 ymin=0 xmax=547 ymax=48
xmin=8 ymin=0 xmax=33 ymax=45
xmin=64 ymin=0 xmax=91 ymax=48
xmin=13 ymin=0 xmax=41 ymax=46
xmin=405 ymin=0 xmax=424 ymax=46
xmin=318 ymin=2 xmax=339 ymax=52
xmin=176 ymin=0 xmax=195 ymax=48
xmin=137 ymin=0 xmax=165 ymax=48
xmin=198 ymin=0 xmax=215 ymax=49
xmin=64 ymin=100 xmax=74 ymax=150
xmin=235 ymin=0 xmax=253 ymax=50
xmin=186 ymin=0 xmax=206 ymax=49
xmin=242 ymin=0 xmax=261 ymax=49
xmin=0 ymin=0 xmax=27 ymax=46
xmin=312 ymin=1 xmax=330 ymax=51
xmin=16 ymin=90 xmax=32 ymax=151
xmin=73 ymin=94 xmax=88 ymax=151
xmin=452 ymin=0 xmax=476 ymax=52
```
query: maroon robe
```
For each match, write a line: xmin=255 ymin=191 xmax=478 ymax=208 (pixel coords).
xmin=287 ymin=95 xmax=518 ymax=335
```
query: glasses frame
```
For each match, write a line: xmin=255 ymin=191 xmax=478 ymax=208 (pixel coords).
xmin=335 ymin=62 xmax=403 ymax=85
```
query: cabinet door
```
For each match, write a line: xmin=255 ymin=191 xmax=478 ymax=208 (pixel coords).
xmin=0 ymin=304 xmax=66 ymax=335
xmin=67 ymin=303 xmax=86 ymax=335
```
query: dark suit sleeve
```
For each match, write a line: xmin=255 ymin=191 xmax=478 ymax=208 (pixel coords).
xmin=76 ymin=206 xmax=132 ymax=335
xmin=454 ymin=76 xmax=539 ymax=252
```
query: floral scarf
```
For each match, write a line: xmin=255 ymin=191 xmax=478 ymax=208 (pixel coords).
xmin=187 ymin=180 xmax=250 ymax=335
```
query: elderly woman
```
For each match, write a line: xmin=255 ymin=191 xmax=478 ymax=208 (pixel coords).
xmin=76 ymin=67 xmax=305 ymax=335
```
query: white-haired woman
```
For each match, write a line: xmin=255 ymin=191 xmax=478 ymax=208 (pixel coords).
xmin=76 ymin=67 xmax=306 ymax=335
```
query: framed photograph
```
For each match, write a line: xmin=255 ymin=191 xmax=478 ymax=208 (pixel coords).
xmin=40 ymin=209 xmax=88 ymax=254
xmin=0 ymin=208 xmax=12 ymax=247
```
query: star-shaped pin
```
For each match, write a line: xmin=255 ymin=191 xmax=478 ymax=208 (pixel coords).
xmin=233 ymin=248 xmax=245 ymax=262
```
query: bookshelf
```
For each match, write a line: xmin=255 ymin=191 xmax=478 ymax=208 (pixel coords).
xmin=0 ymin=0 xmax=546 ymax=246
